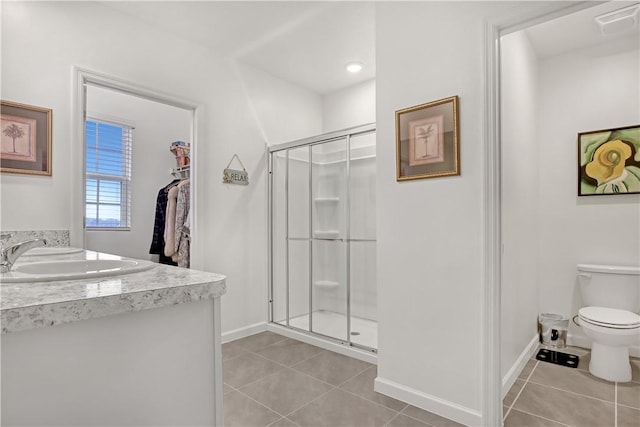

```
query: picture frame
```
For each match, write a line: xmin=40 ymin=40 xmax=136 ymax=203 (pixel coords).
xmin=578 ymin=124 xmax=640 ymax=196
xmin=1 ymin=100 xmax=52 ymax=176
xmin=396 ymin=95 xmax=459 ymax=181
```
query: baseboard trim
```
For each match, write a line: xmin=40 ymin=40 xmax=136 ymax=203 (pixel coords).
xmin=374 ymin=377 xmax=481 ymax=427
xmin=266 ymin=323 xmax=378 ymax=364
xmin=221 ymin=322 xmax=267 ymax=344
xmin=502 ymin=334 xmax=539 ymax=398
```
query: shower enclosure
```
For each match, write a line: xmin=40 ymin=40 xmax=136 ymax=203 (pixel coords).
xmin=268 ymin=124 xmax=377 ymax=352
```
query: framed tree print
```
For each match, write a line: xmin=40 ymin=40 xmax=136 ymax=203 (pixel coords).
xmin=1 ymin=100 xmax=52 ymax=176
xmin=396 ymin=96 xmax=459 ymax=181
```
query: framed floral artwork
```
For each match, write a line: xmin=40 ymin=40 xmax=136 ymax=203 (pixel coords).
xmin=1 ymin=100 xmax=52 ymax=176
xmin=578 ymin=125 xmax=640 ymax=196
xmin=396 ymin=96 xmax=459 ymax=181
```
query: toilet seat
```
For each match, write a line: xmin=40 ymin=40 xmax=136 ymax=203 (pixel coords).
xmin=579 ymin=307 xmax=640 ymax=329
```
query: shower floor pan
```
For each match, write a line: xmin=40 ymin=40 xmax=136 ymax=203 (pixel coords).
xmin=284 ymin=310 xmax=378 ymax=350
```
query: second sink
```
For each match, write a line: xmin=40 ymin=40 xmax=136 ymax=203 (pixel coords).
xmin=0 ymin=259 xmax=155 ymax=283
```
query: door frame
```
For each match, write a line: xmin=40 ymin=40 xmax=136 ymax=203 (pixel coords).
xmin=482 ymin=2 xmax=596 ymax=425
xmin=71 ymin=67 xmax=205 ymax=269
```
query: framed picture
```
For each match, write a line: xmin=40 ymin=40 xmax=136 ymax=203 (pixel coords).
xmin=1 ymin=100 xmax=52 ymax=176
xmin=396 ymin=95 xmax=459 ymax=181
xmin=578 ymin=124 xmax=640 ymax=196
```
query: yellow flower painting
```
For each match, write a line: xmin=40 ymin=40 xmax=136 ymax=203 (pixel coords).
xmin=579 ymin=126 xmax=640 ymax=196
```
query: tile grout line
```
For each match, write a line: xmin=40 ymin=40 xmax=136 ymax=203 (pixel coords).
xmin=526 ymin=378 xmax=617 ymax=405
xmin=229 ymin=347 xmax=372 ymax=422
xmin=231 ymin=359 xmax=336 ymax=394
xmin=281 ymin=383 xmax=338 ymax=420
xmin=227 ymin=344 xmax=332 ymax=390
xmin=383 ymin=412 xmax=402 ymax=427
xmin=331 ymin=365 xmax=413 ymax=421
xmin=267 ymin=416 xmax=300 ymax=427
xmin=382 ymin=411 xmax=438 ymax=427
xmin=506 ymin=408 xmax=575 ymax=427
xmin=280 ymin=363 xmax=376 ymax=421
xmin=397 ymin=411 xmax=443 ymax=427
xmin=614 ymin=381 xmax=618 ymax=427
xmin=616 ymin=401 xmax=640 ymax=410
xmin=230 ymin=385 xmax=293 ymax=421
xmin=226 ymin=332 xmax=290 ymax=354
xmin=504 ymin=360 xmax=539 ymax=421
xmin=332 ymin=366 xmax=433 ymax=426
xmin=339 ymin=384 xmax=409 ymax=417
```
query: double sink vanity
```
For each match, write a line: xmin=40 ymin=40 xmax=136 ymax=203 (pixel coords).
xmin=0 ymin=237 xmax=226 ymax=426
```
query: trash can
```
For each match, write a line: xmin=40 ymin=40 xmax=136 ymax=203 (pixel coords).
xmin=538 ymin=313 xmax=568 ymax=349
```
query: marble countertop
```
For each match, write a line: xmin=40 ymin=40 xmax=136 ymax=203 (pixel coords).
xmin=0 ymin=250 xmax=226 ymax=334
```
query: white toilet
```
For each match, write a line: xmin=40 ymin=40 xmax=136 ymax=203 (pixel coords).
xmin=577 ymin=263 xmax=640 ymax=382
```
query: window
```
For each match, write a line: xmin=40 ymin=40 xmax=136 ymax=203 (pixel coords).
xmin=85 ymin=119 xmax=132 ymax=229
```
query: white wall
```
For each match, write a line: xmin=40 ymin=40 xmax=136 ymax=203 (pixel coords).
xmin=84 ymin=86 xmax=191 ymax=260
xmin=323 ymin=79 xmax=376 ymax=133
xmin=0 ymin=1 xmax=321 ymax=336
xmin=376 ymin=3 xmax=509 ymax=422
xmin=235 ymin=64 xmax=323 ymax=146
xmin=375 ymin=2 xmax=563 ymax=424
xmin=500 ymin=31 xmax=540 ymax=381
xmin=216 ymin=64 xmax=322 ymax=334
xmin=536 ymin=36 xmax=640 ymax=338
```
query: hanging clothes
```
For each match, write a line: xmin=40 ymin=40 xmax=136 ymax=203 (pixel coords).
xmin=161 ymin=179 xmax=191 ymax=268
xmin=174 ymin=179 xmax=191 ymax=268
xmin=149 ymin=179 xmax=180 ymax=265
xmin=164 ymin=185 xmax=179 ymax=260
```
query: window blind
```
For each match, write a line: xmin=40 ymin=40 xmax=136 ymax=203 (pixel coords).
xmin=85 ymin=119 xmax=132 ymax=229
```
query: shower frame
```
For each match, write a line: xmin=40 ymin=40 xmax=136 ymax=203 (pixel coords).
xmin=267 ymin=123 xmax=376 ymax=353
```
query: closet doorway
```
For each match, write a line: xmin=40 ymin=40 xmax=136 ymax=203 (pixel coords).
xmin=73 ymin=69 xmax=199 ymax=267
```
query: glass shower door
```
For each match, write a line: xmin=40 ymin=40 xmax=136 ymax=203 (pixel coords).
xmin=311 ymin=138 xmax=348 ymax=341
xmin=270 ymin=146 xmax=311 ymax=331
xmin=286 ymin=146 xmax=311 ymax=331
xmin=348 ymin=131 xmax=377 ymax=349
xmin=269 ymin=123 xmax=377 ymax=352
xmin=271 ymin=150 xmax=287 ymax=326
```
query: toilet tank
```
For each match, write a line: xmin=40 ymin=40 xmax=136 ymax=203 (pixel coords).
xmin=578 ymin=264 xmax=640 ymax=312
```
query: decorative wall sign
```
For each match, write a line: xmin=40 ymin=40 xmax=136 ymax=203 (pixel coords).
xmin=578 ymin=125 xmax=640 ymax=196
xmin=223 ymin=154 xmax=248 ymax=186
xmin=1 ymin=100 xmax=52 ymax=176
xmin=396 ymin=96 xmax=459 ymax=181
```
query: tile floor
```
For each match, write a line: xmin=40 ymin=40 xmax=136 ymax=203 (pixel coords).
xmin=503 ymin=346 xmax=640 ymax=427
xmin=222 ymin=331 xmax=463 ymax=426
xmin=224 ymin=334 xmax=640 ymax=426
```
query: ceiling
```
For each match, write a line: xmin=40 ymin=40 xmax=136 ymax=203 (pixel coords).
xmin=101 ymin=1 xmax=375 ymax=95
xmin=100 ymin=2 xmax=638 ymax=94
xmin=525 ymin=2 xmax=640 ymax=58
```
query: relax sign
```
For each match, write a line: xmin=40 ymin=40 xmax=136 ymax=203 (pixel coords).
xmin=223 ymin=168 xmax=248 ymax=185
xmin=223 ymin=154 xmax=249 ymax=186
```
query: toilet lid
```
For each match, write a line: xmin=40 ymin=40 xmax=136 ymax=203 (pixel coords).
xmin=579 ymin=307 xmax=640 ymax=329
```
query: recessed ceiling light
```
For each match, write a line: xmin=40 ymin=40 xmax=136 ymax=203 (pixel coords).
xmin=346 ymin=62 xmax=363 ymax=73
xmin=595 ymin=4 xmax=639 ymax=35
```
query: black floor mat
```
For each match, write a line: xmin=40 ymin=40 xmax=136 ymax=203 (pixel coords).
xmin=535 ymin=348 xmax=580 ymax=368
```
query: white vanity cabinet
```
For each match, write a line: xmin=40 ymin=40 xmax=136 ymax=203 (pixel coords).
xmin=0 ymin=250 xmax=226 ymax=426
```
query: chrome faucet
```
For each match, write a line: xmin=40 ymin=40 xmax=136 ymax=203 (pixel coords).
xmin=0 ymin=239 xmax=48 ymax=273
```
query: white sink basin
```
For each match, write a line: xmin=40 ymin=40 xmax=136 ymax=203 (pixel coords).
xmin=0 ymin=259 xmax=155 ymax=283
xmin=22 ymin=247 xmax=84 ymax=257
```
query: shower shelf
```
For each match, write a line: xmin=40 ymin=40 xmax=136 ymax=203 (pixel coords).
xmin=314 ymin=197 xmax=339 ymax=203
xmin=314 ymin=280 xmax=339 ymax=288
xmin=313 ymin=230 xmax=340 ymax=239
